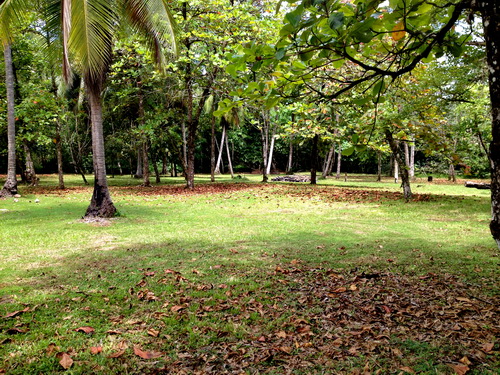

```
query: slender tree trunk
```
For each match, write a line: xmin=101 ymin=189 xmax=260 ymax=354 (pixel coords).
xmin=377 ymin=151 xmax=382 ymax=182
xmin=214 ymin=124 xmax=226 ymax=174
xmin=394 ymin=158 xmax=399 ymax=183
xmin=142 ymin=140 xmax=151 ymax=187
xmin=118 ymin=161 xmax=123 ymax=176
xmin=386 ymin=130 xmax=412 ymax=200
xmin=260 ymin=114 xmax=269 ymax=183
xmin=449 ymin=163 xmax=456 ymax=183
xmin=409 ymin=141 xmax=415 ymax=180
xmin=23 ymin=141 xmax=38 ymax=186
xmin=335 ymin=146 xmax=342 ymax=179
xmin=181 ymin=120 xmax=188 ymax=173
xmin=135 ymin=148 xmax=143 ymax=178
xmin=266 ymin=132 xmax=276 ymax=175
xmin=225 ymin=130 xmax=234 ymax=178
xmin=211 ymin=115 xmax=216 ymax=182
xmin=404 ymin=141 xmax=410 ymax=169
xmin=286 ymin=135 xmax=294 ymax=174
xmin=310 ymin=134 xmax=319 ymax=185
xmin=1 ymin=43 xmax=17 ymax=197
xmin=322 ymin=143 xmax=335 ymax=178
xmin=84 ymin=87 xmax=116 ymax=218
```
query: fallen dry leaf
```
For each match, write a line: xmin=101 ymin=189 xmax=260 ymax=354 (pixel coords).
xmin=4 ymin=307 xmax=29 ymax=318
xmin=482 ymin=342 xmax=494 ymax=352
xmin=75 ymin=326 xmax=95 ymax=334
xmin=133 ymin=346 xmax=163 ymax=359
xmin=46 ymin=343 xmax=60 ymax=356
xmin=399 ymin=366 xmax=415 ymax=374
xmin=108 ymin=349 xmax=126 ymax=358
xmin=449 ymin=363 xmax=469 ymax=375
xmin=171 ymin=305 xmax=185 ymax=313
xmin=90 ymin=346 xmax=102 ymax=355
xmin=56 ymin=352 xmax=73 ymax=369
xmin=147 ymin=328 xmax=160 ymax=337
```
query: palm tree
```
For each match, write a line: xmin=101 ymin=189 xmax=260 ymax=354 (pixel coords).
xmin=0 ymin=0 xmax=22 ymax=197
xmin=50 ymin=0 xmax=177 ymax=217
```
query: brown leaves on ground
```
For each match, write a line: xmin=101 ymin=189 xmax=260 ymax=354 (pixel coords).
xmin=146 ymin=266 xmax=498 ymax=374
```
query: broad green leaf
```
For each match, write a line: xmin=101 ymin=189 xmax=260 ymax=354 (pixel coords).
xmin=275 ymin=48 xmax=286 ymax=60
xmin=328 ymin=12 xmax=344 ymax=30
xmin=285 ymin=6 xmax=304 ymax=28
xmin=342 ymin=146 xmax=355 ymax=156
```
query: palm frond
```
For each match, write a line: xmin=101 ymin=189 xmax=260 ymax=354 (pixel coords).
xmin=0 ymin=0 xmax=28 ymax=45
xmin=124 ymin=0 xmax=178 ymax=67
xmin=68 ymin=0 xmax=118 ymax=87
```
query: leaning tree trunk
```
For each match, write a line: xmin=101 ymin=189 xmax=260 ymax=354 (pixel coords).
xmin=1 ymin=43 xmax=18 ymax=197
xmin=225 ymin=130 xmax=235 ymax=178
xmin=214 ymin=124 xmax=226 ymax=175
xmin=84 ymin=86 xmax=116 ymax=218
xmin=322 ymin=143 xmax=335 ymax=178
xmin=386 ymin=130 xmax=412 ymax=200
xmin=480 ymin=1 xmax=500 ymax=248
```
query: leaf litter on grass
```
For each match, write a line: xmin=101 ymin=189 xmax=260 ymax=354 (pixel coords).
xmin=87 ymin=265 xmax=498 ymax=374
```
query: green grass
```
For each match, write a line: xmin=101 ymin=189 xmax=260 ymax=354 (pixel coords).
xmin=0 ymin=173 xmax=497 ymax=374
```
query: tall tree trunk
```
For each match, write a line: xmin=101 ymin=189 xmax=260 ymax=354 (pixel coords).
xmin=265 ymin=131 xmax=276 ymax=176
xmin=449 ymin=163 xmax=456 ymax=183
xmin=260 ymin=113 xmax=269 ymax=183
xmin=386 ymin=130 xmax=412 ymax=200
xmin=310 ymin=134 xmax=319 ymax=185
xmin=142 ymin=140 xmax=151 ymax=186
xmin=84 ymin=87 xmax=116 ymax=218
xmin=394 ymin=158 xmax=399 ymax=183
xmin=211 ymin=115 xmax=216 ymax=182
xmin=23 ymin=141 xmax=38 ymax=186
xmin=286 ymin=135 xmax=293 ymax=174
xmin=335 ymin=146 xmax=342 ymax=179
xmin=225 ymin=130 xmax=234 ymax=178
xmin=409 ymin=141 xmax=415 ymax=180
xmin=1 ymin=43 xmax=17 ymax=197
xmin=135 ymin=148 xmax=143 ymax=178
xmin=478 ymin=1 xmax=500 ymax=247
xmin=322 ymin=143 xmax=335 ymax=178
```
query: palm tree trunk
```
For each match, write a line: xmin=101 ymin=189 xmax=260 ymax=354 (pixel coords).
xmin=84 ymin=88 xmax=116 ymax=218
xmin=1 ymin=43 xmax=18 ymax=197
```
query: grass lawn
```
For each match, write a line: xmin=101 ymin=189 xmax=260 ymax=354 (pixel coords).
xmin=0 ymin=173 xmax=498 ymax=374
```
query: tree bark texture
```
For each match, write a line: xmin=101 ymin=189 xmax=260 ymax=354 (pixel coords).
xmin=377 ymin=151 xmax=382 ymax=182
xmin=386 ymin=130 xmax=412 ymax=200
xmin=1 ymin=43 xmax=18 ymax=197
xmin=479 ymin=0 xmax=500 ymax=247
xmin=84 ymin=86 xmax=117 ymax=218
xmin=214 ymin=124 xmax=226 ymax=174
xmin=23 ymin=141 xmax=38 ymax=186
xmin=322 ymin=143 xmax=335 ymax=178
